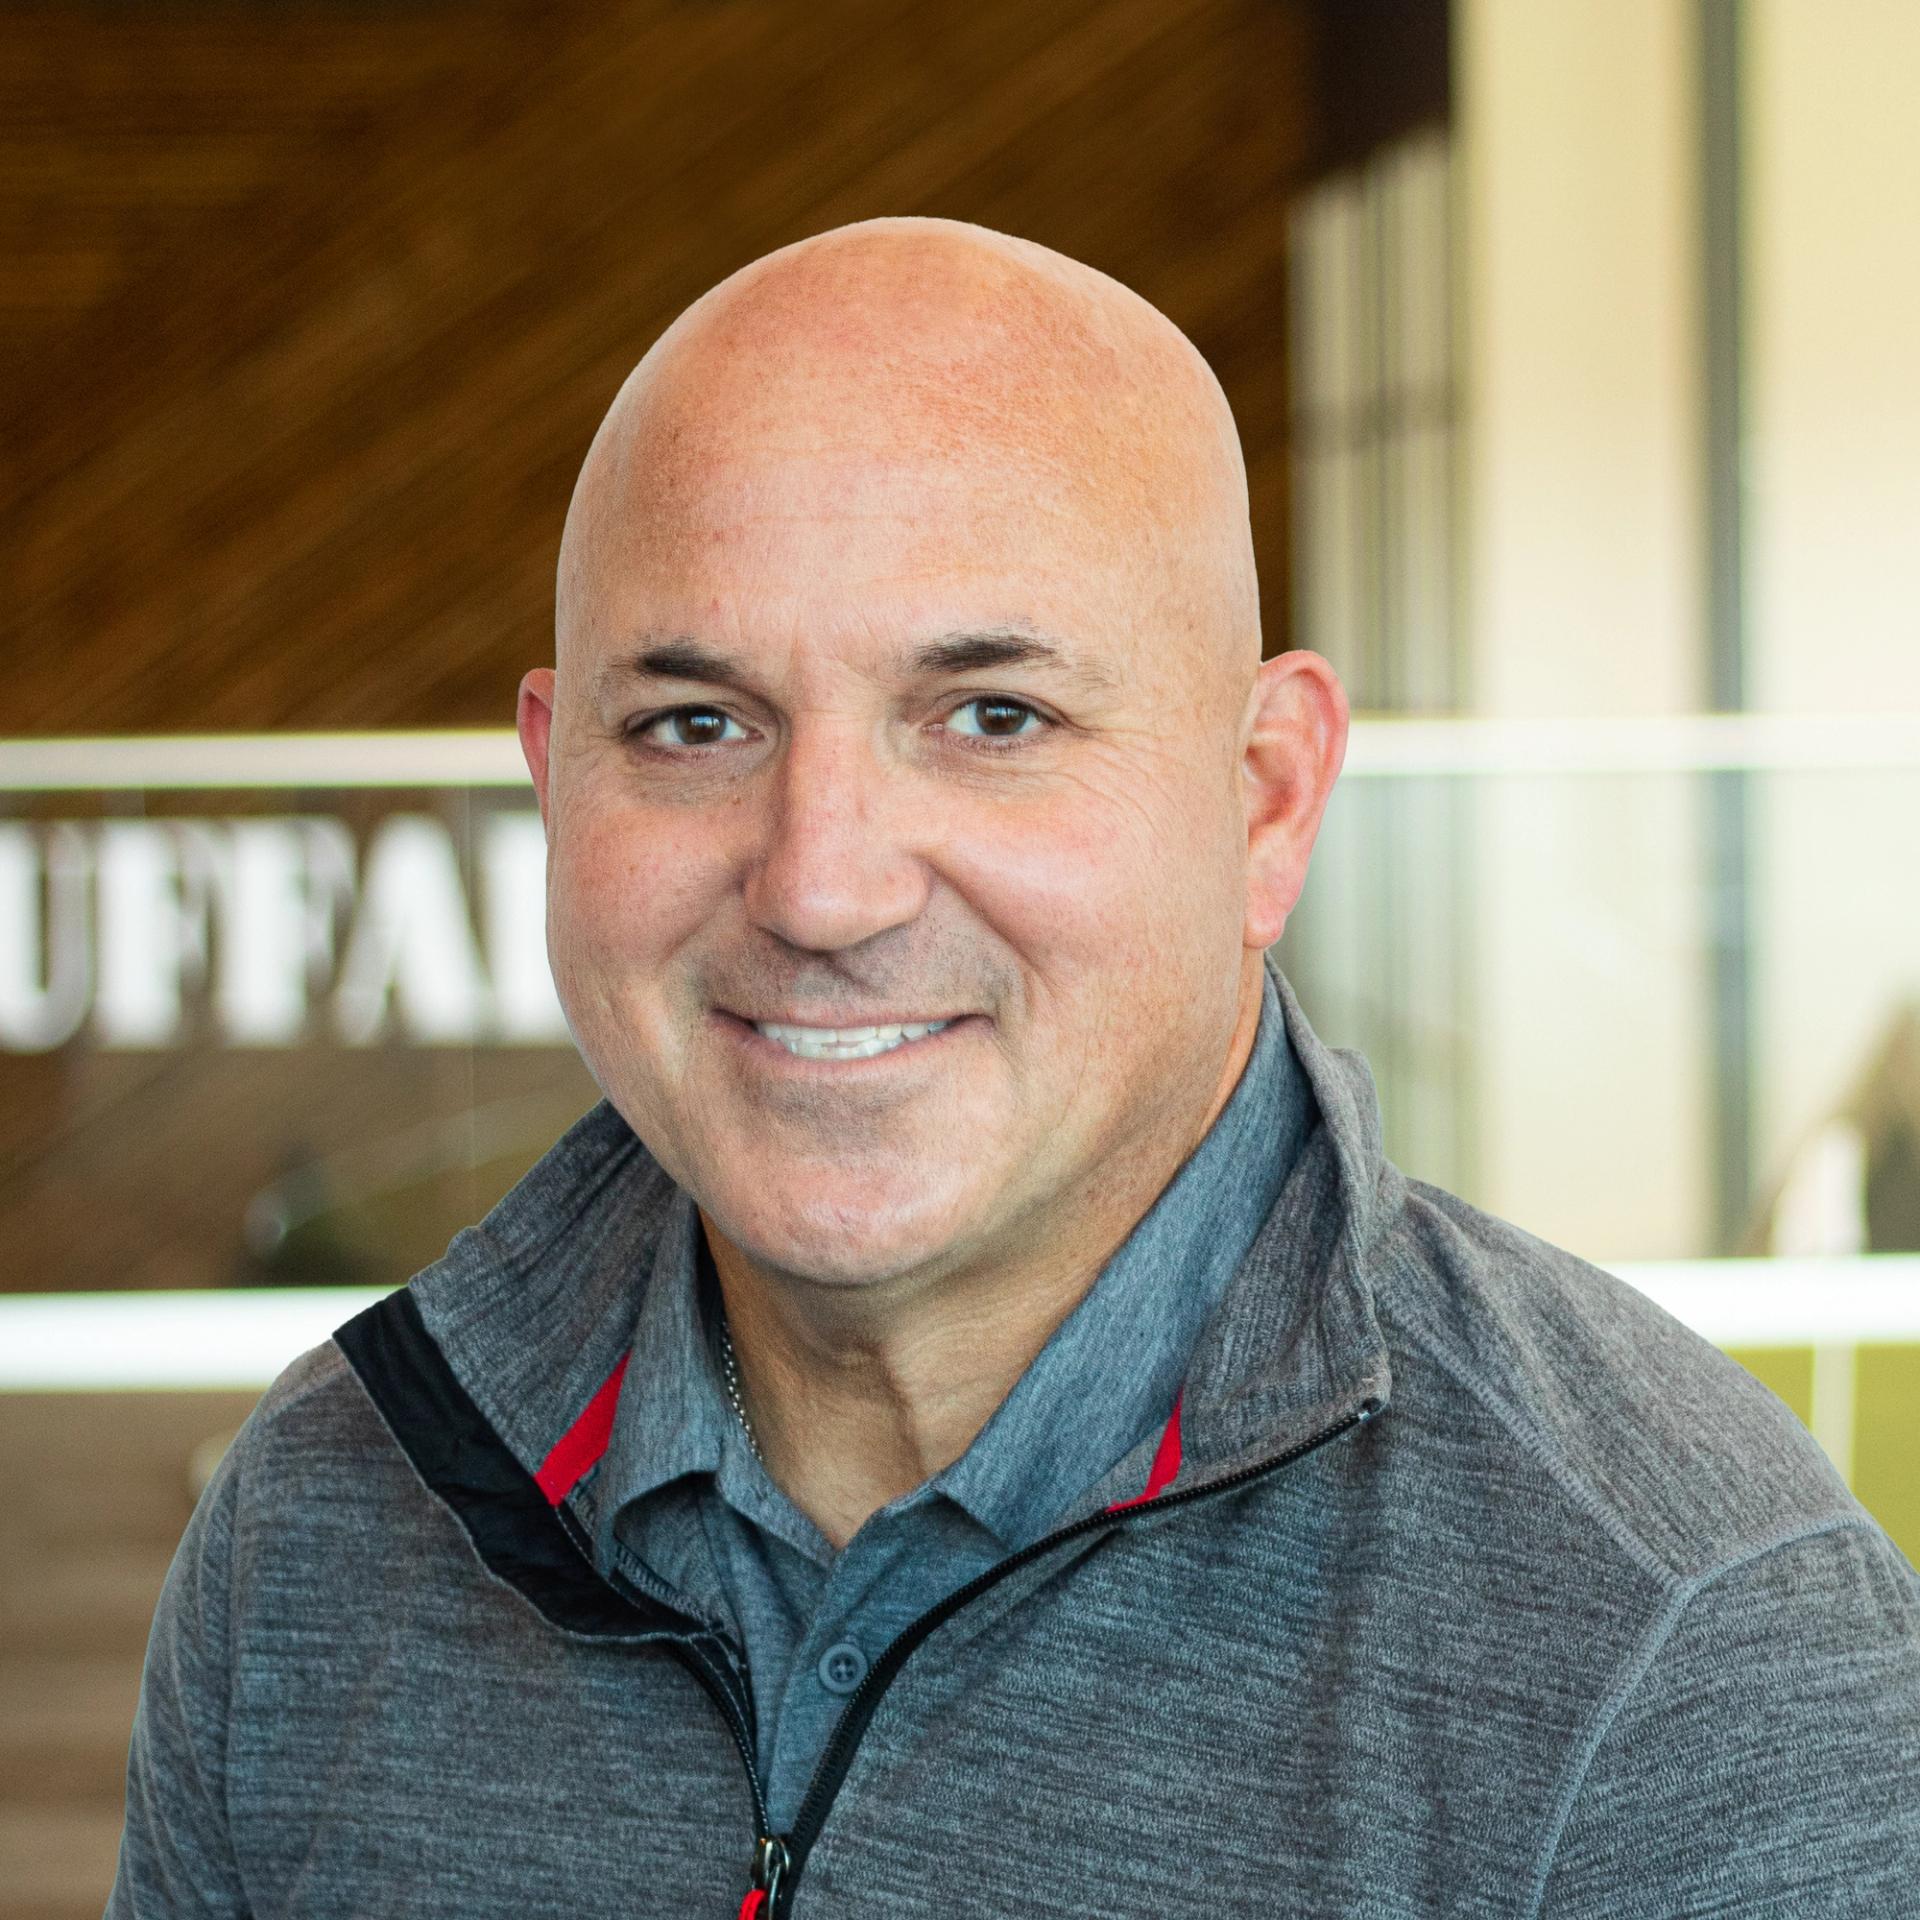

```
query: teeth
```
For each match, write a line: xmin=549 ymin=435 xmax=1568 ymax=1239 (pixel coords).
xmin=754 ymin=1019 xmax=951 ymax=1060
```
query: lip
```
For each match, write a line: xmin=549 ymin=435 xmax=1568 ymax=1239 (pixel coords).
xmin=713 ymin=1008 xmax=977 ymax=1066
xmin=722 ymin=1008 xmax=968 ymax=1030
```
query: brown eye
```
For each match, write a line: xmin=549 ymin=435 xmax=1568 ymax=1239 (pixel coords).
xmin=947 ymin=697 xmax=1044 ymax=742
xmin=639 ymin=707 xmax=745 ymax=748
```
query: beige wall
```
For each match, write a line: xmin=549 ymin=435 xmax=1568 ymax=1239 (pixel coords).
xmin=1456 ymin=0 xmax=1702 ymax=721
xmin=1746 ymin=0 xmax=1920 ymax=1203
xmin=1455 ymin=0 xmax=1709 ymax=1258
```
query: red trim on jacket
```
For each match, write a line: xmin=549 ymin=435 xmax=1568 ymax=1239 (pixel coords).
xmin=537 ymin=1360 xmax=1184 ymax=1515
xmin=1106 ymin=1391 xmax=1183 ymax=1511
xmin=534 ymin=1356 xmax=630 ymax=1504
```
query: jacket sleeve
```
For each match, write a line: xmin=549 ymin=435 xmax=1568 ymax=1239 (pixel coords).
xmin=106 ymin=1444 xmax=252 ymax=1919
xmin=1537 ymin=1516 xmax=1920 ymax=1917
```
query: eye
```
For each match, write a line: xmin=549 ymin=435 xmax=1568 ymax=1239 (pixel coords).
xmin=633 ymin=706 xmax=750 ymax=750
xmin=943 ymin=696 xmax=1048 ymax=744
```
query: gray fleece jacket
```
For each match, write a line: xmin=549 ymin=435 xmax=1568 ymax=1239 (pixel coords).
xmin=109 ymin=962 xmax=1920 ymax=1917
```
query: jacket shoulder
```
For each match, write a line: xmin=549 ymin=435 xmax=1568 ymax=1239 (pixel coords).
xmin=1376 ymin=1175 xmax=1867 ymax=1583
xmin=245 ymin=1336 xmax=378 ymax=1450
xmin=214 ymin=1334 xmax=424 ymax=1532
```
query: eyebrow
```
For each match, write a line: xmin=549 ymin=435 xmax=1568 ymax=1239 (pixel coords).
xmin=602 ymin=628 xmax=1119 ymax=698
xmin=910 ymin=630 xmax=1117 ymax=688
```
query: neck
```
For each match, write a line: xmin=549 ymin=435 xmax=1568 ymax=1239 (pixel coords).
xmin=704 ymin=955 xmax=1269 ymax=1549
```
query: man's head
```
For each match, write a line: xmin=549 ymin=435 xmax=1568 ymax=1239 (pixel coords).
xmin=519 ymin=216 xmax=1345 ymax=1297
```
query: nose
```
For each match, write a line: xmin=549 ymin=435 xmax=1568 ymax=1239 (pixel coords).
xmin=740 ymin=715 xmax=931 ymax=954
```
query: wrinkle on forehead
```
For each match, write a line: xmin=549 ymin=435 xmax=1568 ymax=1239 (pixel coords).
xmin=557 ymin=217 xmax=1259 ymax=699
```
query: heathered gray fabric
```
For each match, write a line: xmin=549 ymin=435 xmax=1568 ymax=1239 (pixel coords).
xmin=110 ymin=956 xmax=1920 ymax=1917
xmin=605 ymin=964 xmax=1308 ymax=1829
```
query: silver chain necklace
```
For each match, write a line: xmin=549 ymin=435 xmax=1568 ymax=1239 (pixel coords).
xmin=716 ymin=1314 xmax=765 ymax=1464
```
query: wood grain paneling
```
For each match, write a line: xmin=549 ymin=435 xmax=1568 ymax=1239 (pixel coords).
xmin=2 ymin=0 xmax=1334 ymax=738
xmin=0 ymin=1391 xmax=262 ymax=1917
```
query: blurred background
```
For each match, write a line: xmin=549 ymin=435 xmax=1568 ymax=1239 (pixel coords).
xmin=3 ymin=0 xmax=1917 ymax=1909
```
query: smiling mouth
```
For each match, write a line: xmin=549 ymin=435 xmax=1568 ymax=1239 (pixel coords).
xmin=750 ymin=1018 xmax=953 ymax=1061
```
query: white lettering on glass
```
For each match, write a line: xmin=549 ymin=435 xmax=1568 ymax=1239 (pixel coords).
xmin=0 ymin=810 xmax=563 ymax=1051
xmin=95 ymin=822 xmax=215 ymax=1047
xmin=332 ymin=815 xmax=489 ymax=1046
xmin=482 ymin=811 xmax=568 ymax=1043
xmin=0 ymin=823 xmax=93 ymax=1051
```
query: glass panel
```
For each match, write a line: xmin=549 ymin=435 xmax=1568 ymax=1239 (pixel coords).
xmin=1285 ymin=753 xmax=1920 ymax=1267
xmin=0 ymin=781 xmax=597 ymax=1295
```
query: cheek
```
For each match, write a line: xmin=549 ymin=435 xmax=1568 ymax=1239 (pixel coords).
xmin=546 ymin=803 xmax=722 ymax=992
xmin=940 ymin=763 xmax=1239 ymax=1013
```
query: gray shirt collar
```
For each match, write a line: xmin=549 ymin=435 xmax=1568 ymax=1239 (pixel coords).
xmin=598 ymin=966 xmax=1311 ymax=1555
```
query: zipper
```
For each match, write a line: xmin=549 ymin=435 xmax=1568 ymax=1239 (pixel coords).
xmin=738 ymin=1833 xmax=790 ymax=1918
xmin=580 ymin=1535 xmax=776 ymax=1844
xmin=725 ymin=1390 xmax=1385 ymax=1917
xmin=671 ymin=1636 xmax=772 ymax=1843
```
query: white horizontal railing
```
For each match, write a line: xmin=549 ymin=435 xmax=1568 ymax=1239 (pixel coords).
xmin=1 ymin=1257 xmax=1915 ymax=1392
xmin=0 ymin=1288 xmax=393 ymax=1390
xmin=0 ymin=730 xmax=529 ymax=792
xmin=1616 ymin=1256 xmax=1920 ymax=1347
xmin=4 ymin=713 xmax=1920 ymax=792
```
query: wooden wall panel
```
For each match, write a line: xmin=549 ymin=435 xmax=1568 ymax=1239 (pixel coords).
xmin=1 ymin=0 xmax=1320 ymax=738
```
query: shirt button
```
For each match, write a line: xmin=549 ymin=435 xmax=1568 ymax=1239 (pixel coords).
xmin=817 ymin=1641 xmax=868 ymax=1695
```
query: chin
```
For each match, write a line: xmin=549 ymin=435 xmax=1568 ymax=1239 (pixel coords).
xmin=717 ymin=1169 xmax=985 ymax=1288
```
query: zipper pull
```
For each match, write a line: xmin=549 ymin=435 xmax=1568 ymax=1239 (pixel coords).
xmin=739 ymin=1833 xmax=790 ymax=1919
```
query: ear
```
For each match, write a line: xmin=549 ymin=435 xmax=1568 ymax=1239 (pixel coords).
xmin=517 ymin=668 xmax=558 ymax=831
xmin=1239 ymin=649 xmax=1349 ymax=950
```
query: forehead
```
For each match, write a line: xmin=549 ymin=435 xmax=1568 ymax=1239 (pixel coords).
xmin=558 ymin=238 xmax=1249 ymax=694
xmin=571 ymin=424 xmax=1176 ymax=693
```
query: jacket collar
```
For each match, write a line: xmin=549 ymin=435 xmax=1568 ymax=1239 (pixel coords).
xmin=344 ymin=954 xmax=1397 ymax=1549
xmin=1175 ymin=961 xmax=1399 ymax=1477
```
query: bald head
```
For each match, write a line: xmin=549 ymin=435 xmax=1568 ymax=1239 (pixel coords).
xmin=556 ymin=217 xmax=1259 ymax=700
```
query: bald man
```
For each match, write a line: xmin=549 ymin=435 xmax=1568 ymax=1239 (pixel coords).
xmin=113 ymin=221 xmax=1919 ymax=1919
